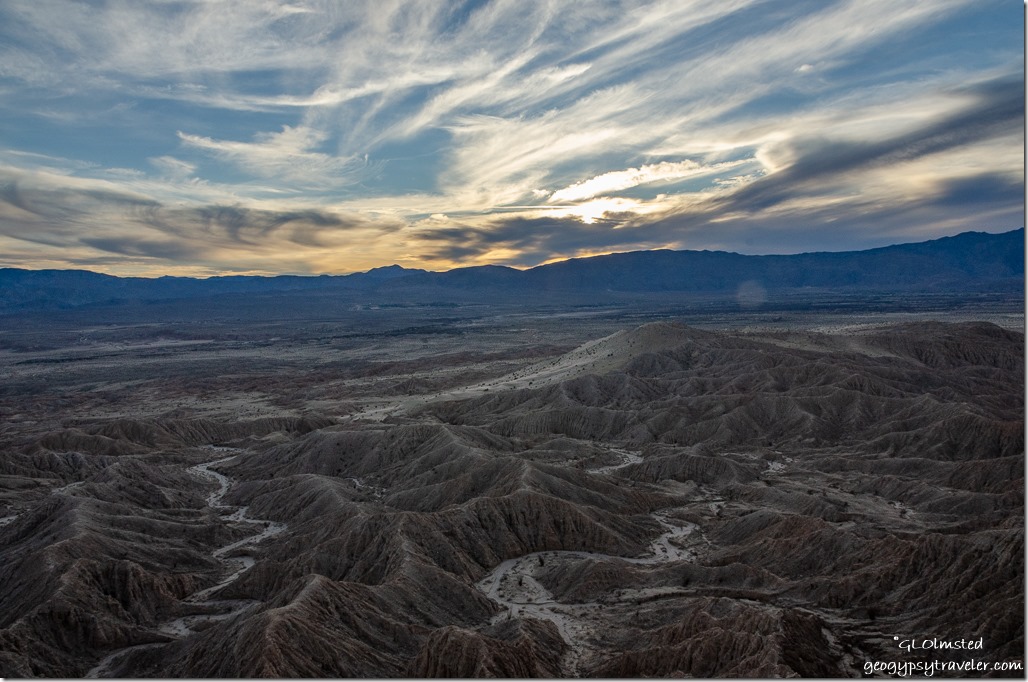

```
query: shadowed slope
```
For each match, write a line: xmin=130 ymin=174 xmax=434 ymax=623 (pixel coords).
xmin=0 ymin=320 xmax=1021 ymax=677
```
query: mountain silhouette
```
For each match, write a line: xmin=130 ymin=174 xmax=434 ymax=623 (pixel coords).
xmin=0 ymin=228 xmax=1021 ymax=311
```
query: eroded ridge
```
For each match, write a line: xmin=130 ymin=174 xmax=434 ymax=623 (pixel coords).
xmin=477 ymin=509 xmax=697 ymax=675
xmin=0 ymin=320 xmax=1021 ymax=678
xmin=85 ymin=449 xmax=287 ymax=678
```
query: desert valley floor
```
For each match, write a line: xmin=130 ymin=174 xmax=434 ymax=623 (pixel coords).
xmin=0 ymin=301 xmax=1023 ymax=677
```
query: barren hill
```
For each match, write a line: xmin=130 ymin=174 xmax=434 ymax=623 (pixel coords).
xmin=0 ymin=319 xmax=1022 ymax=677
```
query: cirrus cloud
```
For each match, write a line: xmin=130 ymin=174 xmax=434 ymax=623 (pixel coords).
xmin=0 ymin=0 xmax=1020 ymax=275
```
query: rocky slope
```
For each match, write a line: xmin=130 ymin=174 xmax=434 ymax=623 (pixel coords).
xmin=0 ymin=320 xmax=1022 ymax=677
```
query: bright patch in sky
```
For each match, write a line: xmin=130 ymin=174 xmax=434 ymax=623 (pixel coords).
xmin=0 ymin=0 xmax=1022 ymax=275
xmin=550 ymin=161 xmax=707 ymax=203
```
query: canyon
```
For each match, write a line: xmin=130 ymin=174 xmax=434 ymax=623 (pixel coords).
xmin=0 ymin=301 xmax=1023 ymax=677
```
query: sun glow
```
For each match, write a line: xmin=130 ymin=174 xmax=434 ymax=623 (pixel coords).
xmin=545 ymin=197 xmax=643 ymax=224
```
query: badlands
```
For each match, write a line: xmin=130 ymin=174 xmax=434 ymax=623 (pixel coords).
xmin=0 ymin=306 xmax=1022 ymax=677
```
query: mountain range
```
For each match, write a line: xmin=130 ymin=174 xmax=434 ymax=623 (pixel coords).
xmin=0 ymin=228 xmax=1022 ymax=312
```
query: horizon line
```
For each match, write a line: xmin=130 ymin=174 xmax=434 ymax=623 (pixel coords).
xmin=1 ymin=226 xmax=1022 ymax=281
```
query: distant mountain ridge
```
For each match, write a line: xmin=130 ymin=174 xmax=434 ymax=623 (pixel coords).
xmin=0 ymin=228 xmax=1022 ymax=312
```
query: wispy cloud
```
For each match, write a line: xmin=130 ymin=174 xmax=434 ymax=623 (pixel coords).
xmin=0 ymin=0 xmax=1021 ymax=274
xmin=149 ymin=155 xmax=197 ymax=182
xmin=549 ymin=161 xmax=735 ymax=203
xmin=0 ymin=165 xmax=404 ymax=275
xmin=710 ymin=75 xmax=1025 ymax=215
xmin=177 ymin=125 xmax=365 ymax=190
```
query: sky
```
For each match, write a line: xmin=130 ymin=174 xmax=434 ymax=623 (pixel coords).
xmin=0 ymin=0 xmax=1023 ymax=277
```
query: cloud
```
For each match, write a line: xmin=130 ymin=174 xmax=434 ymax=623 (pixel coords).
xmin=79 ymin=236 xmax=204 ymax=261
xmin=0 ymin=0 xmax=1021 ymax=274
xmin=717 ymin=75 xmax=1024 ymax=214
xmin=150 ymin=155 xmax=196 ymax=181
xmin=0 ymin=166 xmax=406 ymax=274
xmin=550 ymin=160 xmax=717 ymax=203
xmin=178 ymin=125 xmax=363 ymax=189
xmin=933 ymin=172 xmax=1024 ymax=209
xmin=410 ymin=209 xmax=695 ymax=267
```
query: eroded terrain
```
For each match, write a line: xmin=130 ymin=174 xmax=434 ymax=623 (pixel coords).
xmin=0 ymin=304 xmax=1023 ymax=677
